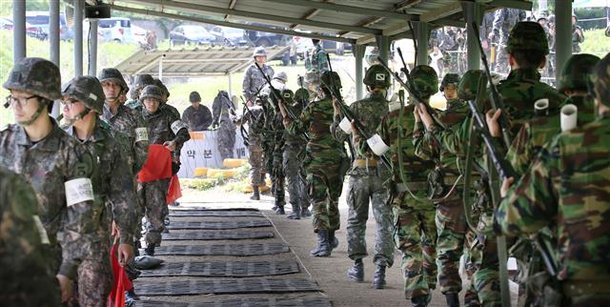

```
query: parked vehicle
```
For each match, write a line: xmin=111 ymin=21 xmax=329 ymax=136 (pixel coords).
xmin=98 ymin=17 xmax=132 ymax=43
xmin=244 ymin=23 xmax=290 ymax=47
xmin=0 ymin=17 xmax=13 ymax=30
xmin=209 ymin=26 xmax=248 ymax=47
xmin=322 ymin=40 xmax=351 ymax=55
xmin=24 ymin=11 xmax=73 ymax=41
xmin=169 ymin=25 xmax=216 ymax=47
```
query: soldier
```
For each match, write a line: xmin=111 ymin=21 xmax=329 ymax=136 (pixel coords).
xmin=138 ymin=85 xmax=190 ymax=256
xmin=496 ymin=52 xmax=610 ymax=307
xmin=125 ymin=74 xmax=154 ymax=110
xmin=305 ymin=38 xmax=329 ymax=74
xmin=489 ymin=8 xmax=526 ymax=74
xmin=266 ymin=88 xmax=290 ymax=214
xmin=61 ymin=75 xmax=137 ymax=306
xmin=0 ymin=167 xmax=61 ymax=306
xmin=378 ymin=66 xmax=438 ymax=306
xmin=572 ymin=15 xmax=585 ymax=53
xmin=283 ymin=71 xmax=347 ymax=257
xmin=284 ymin=86 xmax=311 ymax=219
xmin=212 ymin=90 xmax=237 ymax=161
xmin=440 ymin=73 xmax=461 ymax=108
xmin=243 ymin=47 xmax=274 ymax=106
xmin=182 ymin=91 xmax=213 ymax=131
xmin=0 ymin=57 xmax=96 ymax=303
xmin=330 ymin=64 xmax=393 ymax=289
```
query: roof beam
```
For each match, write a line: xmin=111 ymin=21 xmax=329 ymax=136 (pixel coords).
xmin=119 ymin=0 xmax=381 ymax=35
xmin=109 ymin=4 xmax=357 ymax=44
xmin=486 ymin=0 xmax=533 ymax=11
xmin=261 ymin=0 xmax=416 ymax=21
xmin=224 ymin=0 xmax=238 ymax=20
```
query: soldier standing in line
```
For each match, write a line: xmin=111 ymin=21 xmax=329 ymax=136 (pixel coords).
xmin=330 ymin=64 xmax=393 ymax=289
xmin=489 ymin=8 xmax=526 ymax=74
xmin=284 ymin=85 xmax=311 ymax=219
xmin=243 ymin=47 xmax=274 ymax=106
xmin=496 ymin=52 xmax=610 ymax=307
xmin=0 ymin=167 xmax=61 ymax=306
xmin=139 ymin=85 xmax=190 ymax=256
xmin=182 ymin=91 xmax=213 ymax=131
xmin=0 ymin=57 xmax=97 ymax=304
xmin=212 ymin=90 xmax=237 ymax=161
xmin=125 ymin=74 xmax=155 ymax=110
xmin=572 ymin=15 xmax=585 ymax=53
xmin=283 ymin=71 xmax=347 ymax=257
xmin=61 ymin=76 xmax=137 ymax=306
xmin=305 ymin=38 xmax=330 ymax=75
xmin=377 ymin=66 xmax=438 ymax=307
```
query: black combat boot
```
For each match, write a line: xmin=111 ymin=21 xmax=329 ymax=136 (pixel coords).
xmin=301 ymin=206 xmax=312 ymax=217
xmin=411 ymin=294 xmax=431 ymax=307
xmin=310 ymin=230 xmax=331 ymax=257
xmin=329 ymin=230 xmax=339 ymax=249
xmin=287 ymin=203 xmax=301 ymax=219
xmin=444 ymin=292 xmax=460 ymax=307
xmin=275 ymin=205 xmax=285 ymax=215
xmin=371 ymin=265 xmax=386 ymax=289
xmin=347 ymin=259 xmax=364 ymax=282
xmin=250 ymin=185 xmax=260 ymax=200
xmin=144 ymin=245 xmax=155 ymax=257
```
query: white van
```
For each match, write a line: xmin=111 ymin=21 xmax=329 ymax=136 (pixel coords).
xmin=98 ymin=17 xmax=132 ymax=43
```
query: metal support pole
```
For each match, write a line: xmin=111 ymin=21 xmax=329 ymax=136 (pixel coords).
xmin=353 ymin=44 xmax=366 ymax=100
xmin=74 ymin=0 xmax=84 ymax=77
xmin=375 ymin=35 xmax=390 ymax=63
xmin=555 ymin=0 xmax=572 ymax=82
xmin=88 ymin=19 xmax=98 ymax=76
xmin=413 ymin=21 xmax=430 ymax=66
xmin=228 ymin=73 xmax=233 ymax=97
xmin=12 ymin=0 xmax=26 ymax=62
xmin=49 ymin=0 xmax=60 ymax=66
xmin=464 ymin=1 xmax=483 ymax=70
xmin=158 ymin=55 xmax=164 ymax=81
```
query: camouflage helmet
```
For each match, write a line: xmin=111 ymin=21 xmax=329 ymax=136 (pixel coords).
xmin=139 ymin=85 xmax=165 ymax=103
xmin=440 ymin=73 xmax=460 ymax=92
xmin=304 ymin=71 xmax=320 ymax=85
xmin=62 ymin=75 xmax=106 ymax=114
xmin=409 ymin=65 xmax=438 ymax=98
xmin=506 ymin=21 xmax=549 ymax=55
xmin=133 ymin=74 xmax=154 ymax=90
xmin=294 ymin=88 xmax=309 ymax=103
xmin=458 ymin=70 xmax=487 ymax=101
xmin=591 ymin=52 xmax=610 ymax=106
xmin=558 ymin=53 xmax=601 ymax=93
xmin=280 ymin=89 xmax=294 ymax=103
xmin=153 ymin=79 xmax=170 ymax=98
xmin=363 ymin=64 xmax=391 ymax=88
xmin=98 ymin=68 xmax=129 ymax=93
xmin=274 ymin=71 xmax=288 ymax=83
xmin=3 ymin=57 xmax=62 ymax=101
xmin=320 ymin=71 xmax=342 ymax=91
xmin=252 ymin=47 xmax=267 ymax=58
xmin=189 ymin=91 xmax=201 ymax=103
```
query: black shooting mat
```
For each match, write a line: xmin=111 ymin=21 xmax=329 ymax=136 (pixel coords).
xmin=134 ymin=296 xmax=332 ymax=307
xmin=134 ymin=278 xmax=320 ymax=296
xmin=166 ymin=220 xmax=271 ymax=230
xmin=169 ymin=210 xmax=264 ymax=218
xmin=154 ymin=242 xmax=289 ymax=256
xmin=140 ymin=260 xmax=300 ymax=277
xmin=162 ymin=230 xmax=274 ymax=241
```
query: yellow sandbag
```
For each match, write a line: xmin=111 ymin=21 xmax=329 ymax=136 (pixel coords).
xmin=223 ymin=158 xmax=247 ymax=168
xmin=259 ymin=184 xmax=270 ymax=193
xmin=207 ymin=168 xmax=235 ymax=178
xmin=193 ymin=167 xmax=208 ymax=177
xmin=242 ymin=183 xmax=269 ymax=193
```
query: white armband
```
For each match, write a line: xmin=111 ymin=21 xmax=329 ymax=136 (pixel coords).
xmin=64 ymin=178 xmax=94 ymax=207
xmin=366 ymin=134 xmax=390 ymax=156
xmin=171 ymin=120 xmax=188 ymax=134
xmin=135 ymin=127 xmax=149 ymax=143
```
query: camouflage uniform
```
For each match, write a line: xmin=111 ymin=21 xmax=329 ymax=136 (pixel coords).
xmin=1 ymin=58 xmax=97 ymax=297
xmin=242 ymin=47 xmax=274 ymax=104
xmin=284 ymin=71 xmax=347 ymax=256
xmin=331 ymin=64 xmax=393 ymax=286
xmin=235 ymin=102 xmax=266 ymax=189
xmin=490 ymin=8 xmax=526 ymax=74
xmin=212 ymin=91 xmax=237 ymax=160
xmin=140 ymin=85 xmax=190 ymax=250
xmin=262 ymin=96 xmax=287 ymax=211
xmin=378 ymin=72 xmax=437 ymax=304
xmin=0 ymin=167 xmax=61 ymax=306
xmin=182 ymin=104 xmax=213 ymax=131
xmin=305 ymin=42 xmax=330 ymax=74
xmin=125 ymin=74 xmax=154 ymax=111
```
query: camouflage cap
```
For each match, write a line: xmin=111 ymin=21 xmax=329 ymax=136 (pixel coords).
xmin=62 ymin=75 xmax=106 ymax=113
xmin=153 ymin=79 xmax=170 ymax=99
xmin=294 ymin=88 xmax=309 ymax=103
xmin=558 ymin=53 xmax=601 ymax=93
xmin=506 ymin=21 xmax=549 ymax=55
xmin=440 ymin=73 xmax=460 ymax=92
xmin=280 ymin=89 xmax=294 ymax=103
xmin=189 ymin=91 xmax=201 ymax=102
xmin=304 ymin=71 xmax=320 ymax=85
xmin=98 ymin=68 xmax=129 ymax=93
xmin=3 ymin=57 xmax=62 ymax=101
xmin=458 ymin=70 xmax=487 ymax=101
xmin=409 ymin=65 xmax=438 ymax=98
xmin=139 ymin=85 xmax=165 ymax=103
xmin=274 ymin=71 xmax=288 ymax=83
xmin=252 ymin=47 xmax=267 ymax=57
xmin=133 ymin=74 xmax=154 ymax=90
xmin=363 ymin=64 xmax=391 ymax=88
xmin=591 ymin=52 xmax=610 ymax=106
xmin=320 ymin=71 xmax=342 ymax=91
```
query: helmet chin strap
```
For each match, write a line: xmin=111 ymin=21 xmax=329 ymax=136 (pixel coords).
xmin=64 ymin=109 xmax=91 ymax=126
xmin=18 ymin=101 xmax=47 ymax=126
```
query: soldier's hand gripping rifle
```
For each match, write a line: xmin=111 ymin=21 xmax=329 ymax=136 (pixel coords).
xmin=471 ymin=22 xmax=512 ymax=148
xmin=323 ymin=54 xmax=393 ymax=171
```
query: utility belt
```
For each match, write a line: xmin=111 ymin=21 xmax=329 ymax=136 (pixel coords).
xmin=396 ymin=181 xmax=428 ymax=193
xmin=353 ymin=158 xmax=378 ymax=168
xmin=563 ymin=280 xmax=610 ymax=296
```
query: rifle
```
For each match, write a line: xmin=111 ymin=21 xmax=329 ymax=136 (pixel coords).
xmin=471 ymin=21 xmax=512 ymax=148
xmin=323 ymin=54 xmax=393 ymax=170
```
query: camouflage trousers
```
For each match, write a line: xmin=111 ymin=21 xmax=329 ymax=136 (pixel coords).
xmin=73 ymin=250 xmax=113 ymax=307
xmin=470 ymin=211 xmax=502 ymax=307
xmin=270 ymin=145 xmax=285 ymax=206
xmin=307 ymin=163 xmax=343 ymax=232
xmin=392 ymin=190 xmax=437 ymax=300
xmin=134 ymin=177 xmax=145 ymax=242
xmin=217 ymin=122 xmax=236 ymax=161
xmin=346 ymin=167 xmax=394 ymax=267
xmin=248 ymin=143 xmax=265 ymax=186
xmin=492 ymin=41 xmax=510 ymax=74
xmin=283 ymin=145 xmax=309 ymax=210
xmin=139 ymin=178 xmax=170 ymax=247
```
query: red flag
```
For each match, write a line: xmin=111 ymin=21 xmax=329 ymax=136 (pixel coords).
xmin=166 ymin=174 xmax=182 ymax=204
xmin=107 ymin=244 xmax=132 ymax=307
xmin=138 ymin=144 xmax=172 ymax=183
